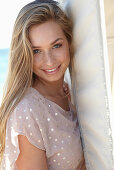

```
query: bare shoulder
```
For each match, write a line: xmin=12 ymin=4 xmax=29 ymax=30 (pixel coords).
xmin=16 ymin=135 xmax=48 ymax=170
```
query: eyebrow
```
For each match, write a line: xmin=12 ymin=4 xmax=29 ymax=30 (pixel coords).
xmin=32 ymin=38 xmax=64 ymax=48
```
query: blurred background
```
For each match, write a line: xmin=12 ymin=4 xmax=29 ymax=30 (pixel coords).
xmin=0 ymin=0 xmax=65 ymax=104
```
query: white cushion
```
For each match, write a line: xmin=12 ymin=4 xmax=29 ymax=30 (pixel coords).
xmin=65 ymin=0 xmax=114 ymax=169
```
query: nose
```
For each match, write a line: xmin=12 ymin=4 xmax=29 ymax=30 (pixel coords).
xmin=44 ymin=50 xmax=54 ymax=66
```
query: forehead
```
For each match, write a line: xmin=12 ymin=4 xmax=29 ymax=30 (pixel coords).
xmin=29 ymin=20 xmax=66 ymax=46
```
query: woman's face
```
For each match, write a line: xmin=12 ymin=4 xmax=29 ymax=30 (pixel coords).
xmin=29 ymin=20 xmax=70 ymax=83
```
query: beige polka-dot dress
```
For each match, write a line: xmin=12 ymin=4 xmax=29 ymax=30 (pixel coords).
xmin=1 ymin=87 xmax=83 ymax=170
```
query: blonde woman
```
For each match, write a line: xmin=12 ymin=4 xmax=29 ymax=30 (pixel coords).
xmin=0 ymin=0 xmax=86 ymax=169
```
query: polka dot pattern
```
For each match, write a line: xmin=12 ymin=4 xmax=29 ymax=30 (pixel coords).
xmin=1 ymin=87 xmax=83 ymax=170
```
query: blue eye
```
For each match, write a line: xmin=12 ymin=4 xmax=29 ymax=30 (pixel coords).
xmin=33 ymin=49 xmax=41 ymax=54
xmin=53 ymin=43 xmax=62 ymax=49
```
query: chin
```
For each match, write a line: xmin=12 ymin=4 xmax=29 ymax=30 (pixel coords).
xmin=42 ymin=74 xmax=64 ymax=83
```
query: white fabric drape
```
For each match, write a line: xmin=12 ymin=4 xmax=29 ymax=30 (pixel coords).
xmin=65 ymin=0 xmax=114 ymax=169
xmin=104 ymin=0 xmax=114 ymax=132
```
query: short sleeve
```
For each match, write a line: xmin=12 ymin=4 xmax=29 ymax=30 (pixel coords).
xmin=3 ymin=98 xmax=45 ymax=169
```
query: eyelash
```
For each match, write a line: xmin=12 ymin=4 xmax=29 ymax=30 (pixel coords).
xmin=53 ymin=43 xmax=62 ymax=49
xmin=33 ymin=43 xmax=62 ymax=54
xmin=33 ymin=49 xmax=41 ymax=54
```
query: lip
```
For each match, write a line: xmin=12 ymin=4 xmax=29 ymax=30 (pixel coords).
xmin=42 ymin=65 xmax=61 ymax=75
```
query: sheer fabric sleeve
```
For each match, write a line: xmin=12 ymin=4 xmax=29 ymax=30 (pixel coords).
xmin=3 ymin=99 xmax=45 ymax=169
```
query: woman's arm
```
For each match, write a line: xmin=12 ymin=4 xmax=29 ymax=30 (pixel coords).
xmin=16 ymin=135 xmax=48 ymax=170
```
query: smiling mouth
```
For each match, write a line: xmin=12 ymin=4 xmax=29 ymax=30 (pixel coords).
xmin=42 ymin=65 xmax=61 ymax=74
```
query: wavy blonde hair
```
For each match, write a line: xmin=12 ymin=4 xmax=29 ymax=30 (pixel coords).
xmin=0 ymin=0 xmax=73 ymax=164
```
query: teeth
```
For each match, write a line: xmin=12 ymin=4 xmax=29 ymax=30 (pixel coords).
xmin=46 ymin=67 xmax=57 ymax=72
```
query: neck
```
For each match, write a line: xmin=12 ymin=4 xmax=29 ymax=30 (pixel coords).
xmin=33 ymin=77 xmax=65 ymax=97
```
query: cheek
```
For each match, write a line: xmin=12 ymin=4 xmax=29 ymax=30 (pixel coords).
xmin=33 ymin=55 xmax=40 ymax=63
xmin=61 ymin=48 xmax=70 ymax=64
xmin=33 ymin=55 xmax=42 ymax=67
xmin=33 ymin=57 xmax=40 ymax=72
xmin=33 ymin=63 xmax=37 ymax=73
xmin=56 ymin=46 xmax=70 ymax=62
xmin=62 ymin=44 xmax=70 ymax=61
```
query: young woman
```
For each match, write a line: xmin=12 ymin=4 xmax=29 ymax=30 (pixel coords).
xmin=0 ymin=0 xmax=86 ymax=169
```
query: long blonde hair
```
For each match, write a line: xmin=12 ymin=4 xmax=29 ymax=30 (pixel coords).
xmin=0 ymin=0 xmax=73 ymax=163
